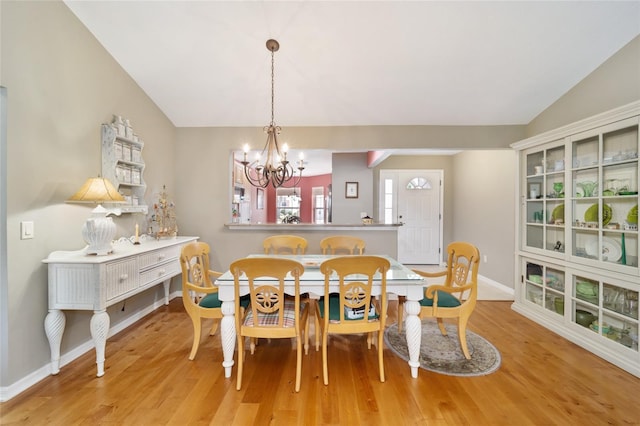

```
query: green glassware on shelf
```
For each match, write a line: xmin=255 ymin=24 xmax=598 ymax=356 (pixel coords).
xmin=553 ymin=182 xmax=564 ymax=198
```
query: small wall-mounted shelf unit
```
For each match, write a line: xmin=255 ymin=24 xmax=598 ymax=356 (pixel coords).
xmin=101 ymin=117 xmax=147 ymax=214
xmin=511 ymin=101 xmax=639 ymax=377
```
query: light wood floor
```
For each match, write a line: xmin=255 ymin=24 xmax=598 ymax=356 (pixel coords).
xmin=2 ymin=299 xmax=639 ymax=425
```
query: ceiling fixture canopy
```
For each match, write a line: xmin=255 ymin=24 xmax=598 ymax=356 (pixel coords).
xmin=241 ymin=39 xmax=304 ymax=188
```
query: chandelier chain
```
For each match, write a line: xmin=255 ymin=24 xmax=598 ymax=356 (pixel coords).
xmin=270 ymin=47 xmax=275 ymax=126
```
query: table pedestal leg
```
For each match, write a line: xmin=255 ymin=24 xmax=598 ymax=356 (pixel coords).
xmin=220 ymin=301 xmax=236 ymax=378
xmin=90 ymin=310 xmax=110 ymax=377
xmin=404 ymin=300 xmax=422 ymax=378
xmin=44 ymin=309 xmax=66 ymax=375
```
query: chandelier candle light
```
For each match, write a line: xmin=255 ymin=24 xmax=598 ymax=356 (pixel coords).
xmin=241 ymin=39 xmax=305 ymax=188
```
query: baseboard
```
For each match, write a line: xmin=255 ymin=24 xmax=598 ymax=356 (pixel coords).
xmin=0 ymin=291 xmax=182 ymax=402
xmin=478 ymin=273 xmax=515 ymax=296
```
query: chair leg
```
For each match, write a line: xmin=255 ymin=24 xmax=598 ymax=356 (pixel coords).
xmin=209 ymin=319 xmax=219 ymax=336
xmin=304 ymin=316 xmax=309 ymax=355
xmin=397 ymin=297 xmax=405 ymax=332
xmin=378 ymin=328 xmax=385 ymax=382
xmin=188 ymin=316 xmax=201 ymax=361
xmin=236 ymin=333 xmax=244 ymax=391
xmin=437 ymin=317 xmax=447 ymax=336
xmin=295 ymin=330 xmax=303 ymax=392
xmin=457 ymin=316 xmax=471 ymax=359
xmin=314 ymin=311 xmax=320 ymax=351
xmin=322 ymin=332 xmax=329 ymax=385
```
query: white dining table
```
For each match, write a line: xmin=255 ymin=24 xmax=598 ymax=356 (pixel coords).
xmin=215 ymin=254 xmax=426 ymax=378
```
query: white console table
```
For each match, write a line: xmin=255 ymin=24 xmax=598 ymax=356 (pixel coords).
xmin=43 ymin=236 xmax=198 ymax=377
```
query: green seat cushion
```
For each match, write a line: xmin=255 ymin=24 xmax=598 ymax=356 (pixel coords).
xmin=239 ymin=295 xmax=251 ymax=309
xmin=198 ymin=293 xmax=250 ymax=309
xmin=199 ymin=292 xmax=222 ymax=308
xmin=318 ymin=294 xmax=378 ymax=321
xmin=419 ymin=289 xmax=461 ymax=308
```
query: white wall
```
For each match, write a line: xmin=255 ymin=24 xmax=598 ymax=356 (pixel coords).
xmin=451 ymin=150 xmax=517 ymax=286
xmin=1 ymin=87 xmax=8 ymax=386
xmin=331 ymin=152 xmax=374 ymax=224
xmin=527 ymin=35 xmax=640 ymax=136
xmin=1 ymin=1 xmax=176 ymax=395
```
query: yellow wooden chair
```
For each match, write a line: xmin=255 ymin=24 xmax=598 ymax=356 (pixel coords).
xmin=316 ymin=256 xmax=390 ymax=385
xmin=397 ymin=241 xmax=480 ymax=359
xmin=320 ymin=235 xmax=365 ymax=255
xmin=263 ymin=235 xmax=308 ymax=254
xmin=180 ymin=241 xmax=224 ymax=360
xmin=315 ymin=236 xmax=366 ymax=349
xmin=230 ymin=257 xmax=309 ymax=392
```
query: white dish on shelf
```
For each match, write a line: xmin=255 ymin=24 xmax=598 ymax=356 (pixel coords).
xmin=585 ymin=237 xmax=622 ymax=262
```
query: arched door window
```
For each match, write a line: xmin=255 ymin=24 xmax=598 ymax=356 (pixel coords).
xmin=406 ymin=177 xmax=432 ymax=190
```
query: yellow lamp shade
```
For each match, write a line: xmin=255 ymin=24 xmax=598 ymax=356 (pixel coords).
xmin=67 ymin=177 xmax=124 ymax=203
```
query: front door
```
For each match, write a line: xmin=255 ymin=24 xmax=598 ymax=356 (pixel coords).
xmin=380 ymin=170 xmax=442 ymax=264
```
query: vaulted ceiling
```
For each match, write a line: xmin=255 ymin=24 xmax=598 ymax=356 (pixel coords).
xmin=65 ymin=1 xmax=640 ymax=129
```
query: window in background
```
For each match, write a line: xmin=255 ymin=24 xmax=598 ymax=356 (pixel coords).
xmin=312 ymin=186 xmax=325 ymax=224
xmin=276 ymin=187 xmax=301 ymax=223
xmin=384 ymin=178 xmax=394 ymax=224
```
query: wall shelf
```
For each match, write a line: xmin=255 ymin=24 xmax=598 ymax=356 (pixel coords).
xmin=101 ymin=118 xmax=147 ymax=214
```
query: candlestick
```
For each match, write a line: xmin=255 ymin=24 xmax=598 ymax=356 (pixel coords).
xmin=134 ymin=223 xmax=140 ymax=245
xmin=243 ymin=144 xmax=249 ymax=162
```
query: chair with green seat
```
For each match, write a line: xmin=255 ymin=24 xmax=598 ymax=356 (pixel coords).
xmin=316 ymin=255 xmax=390 ymax=385
xmin=397 ymin=241 xmax=480 ymax=359
xmin=180 ymin=241 xmax=249 ymax=360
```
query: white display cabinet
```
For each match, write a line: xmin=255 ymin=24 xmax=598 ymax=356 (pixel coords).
xmin=512 ymin=101 xmax=639 ymax=377
xmin=101 ymin=118 xmax=147 ymax=214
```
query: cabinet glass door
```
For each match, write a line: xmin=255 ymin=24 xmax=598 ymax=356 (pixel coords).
xmin=524 ymin=260 xmax=565 ymax=315
xmin=573 ymin=273 xmax=639 ymax=352
xmin=570 ymin=118 xmax=639 ymax=271
xmin=602 ymin=284 xmax=639 ymax=352
xmin=524 ymin=143 xmax=566 ymax=254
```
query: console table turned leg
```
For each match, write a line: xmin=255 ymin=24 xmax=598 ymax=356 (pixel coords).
xmin=404 ymin=300 xmax=422 ymax=378
xmin=163 ymin=279 xmax=171 ymax=305
xmin=44 ymin=309 xmax=66 ymax=375
xmin=90 ymin=310 xmax=110 ymax=377
xmin=220 ymin=301 xmax=236 ymax=378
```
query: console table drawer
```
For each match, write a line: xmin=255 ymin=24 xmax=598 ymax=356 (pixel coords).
xmin=140 ymin=260 xmax=180 ymax=287
xmin=105 ymin=259 xmax=139 ymax=301
xmin=139 ymin=245 xmax=181 ymax=270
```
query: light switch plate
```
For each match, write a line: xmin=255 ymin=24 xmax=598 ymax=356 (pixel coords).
xmin=21 ymin=221 xmax=34 ymax=239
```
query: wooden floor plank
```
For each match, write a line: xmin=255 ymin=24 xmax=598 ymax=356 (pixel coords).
xmin=2 ymin=299 xmax=640 ymax=425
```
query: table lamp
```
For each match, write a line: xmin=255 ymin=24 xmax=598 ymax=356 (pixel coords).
xmin=67 ymin=176 xmax=125 ymax=255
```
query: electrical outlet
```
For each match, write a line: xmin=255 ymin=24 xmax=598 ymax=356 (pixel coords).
xmin=21 ymin=221 xmax=34 ymax=240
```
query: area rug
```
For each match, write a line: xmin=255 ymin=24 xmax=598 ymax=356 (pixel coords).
xmin=384 ymin=320 xmax=501 ymax=376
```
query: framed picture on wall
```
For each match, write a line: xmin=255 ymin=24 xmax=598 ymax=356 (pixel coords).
xmin=345 ymin=182 xmax=358 ymax=199
xmin=256 ymin=188 xmax=264 ymax=209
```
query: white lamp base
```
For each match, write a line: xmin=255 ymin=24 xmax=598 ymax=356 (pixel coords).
xmin=82 ymin=205 xmax=117 ymax=255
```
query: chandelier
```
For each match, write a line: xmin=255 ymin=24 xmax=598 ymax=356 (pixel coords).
xmin=241 ymin=39 xmax=304 ymax=188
